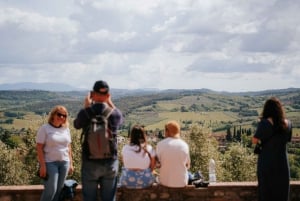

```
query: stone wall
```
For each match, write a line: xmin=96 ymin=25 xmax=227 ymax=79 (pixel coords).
xmin=1 ymin=181 xmax=300 ymax=201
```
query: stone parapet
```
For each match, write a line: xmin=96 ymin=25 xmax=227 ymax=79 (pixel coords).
xmin=1 ymin=181 xmax=300 ymax=201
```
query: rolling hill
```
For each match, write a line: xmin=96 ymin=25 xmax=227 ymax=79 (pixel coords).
xmin=0 ymin=87 xmax=299 ymax=136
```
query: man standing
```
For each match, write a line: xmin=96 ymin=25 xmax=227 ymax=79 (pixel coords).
xmin=74 ymin=80 xmax=123 ymax=201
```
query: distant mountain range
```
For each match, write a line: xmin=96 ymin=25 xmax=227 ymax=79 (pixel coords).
xmin=0 ymin=82 xmax=206 ymax=93
xmin=0 ymin=82 xmax=299 ymax=97
xmin=0 ymin=82 xmax=84 ymax=91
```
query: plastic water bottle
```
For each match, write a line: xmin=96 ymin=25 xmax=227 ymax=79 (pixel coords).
xmin=208 ymin=159 xmax=216 ymax=183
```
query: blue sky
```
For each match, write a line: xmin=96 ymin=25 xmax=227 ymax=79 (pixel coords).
xmin=0 ymin=0 xmax=299 ymax=92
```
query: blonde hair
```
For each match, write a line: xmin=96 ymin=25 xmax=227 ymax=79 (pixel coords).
xmin=165 ymin=120 xmax=180 ymax=137
xmin=48 ymin=105 xmax=69 ymax=128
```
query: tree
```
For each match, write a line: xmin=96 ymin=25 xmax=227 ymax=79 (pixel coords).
xmin=68 ymin=126 xmax=84 ymax=183
xmin=180 ymin=106 xmax=188 ymax=112
xmin=226 ymin=127 xmax=232 ymax=142
xmin=233 ymin=126 xmax=236 ymax=139
xmin=221 ymin=143 xmax=256 ymax=181
xmin=22 ymin=128 xmax=43 ymax=184
xmin=236 ymin=129 xmax=241 ymax=142
xmin=186 ymin=125 xmax=223 ymax=181
xmin=189 ymin=104 xmax=200 ymax=112
xmin=0 ymin=141 xmax=30 ymax=185
xmin=0 ymin=129 xmax=10 ymax=144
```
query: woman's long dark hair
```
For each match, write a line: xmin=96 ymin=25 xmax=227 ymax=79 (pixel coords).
xmin=129 ymin=125 xmax=147 ymax=153
xmin=261 ymin=97 xmax=287 ymax=133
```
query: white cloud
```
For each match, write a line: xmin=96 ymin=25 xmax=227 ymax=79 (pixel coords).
xmin=0 ymin=0 xmax=299 ymax=92
xmin=0 ymin=8 xmax=78 ymax=34
xmin=92 ymin=0 xmax=160 ymax=15
xmin=88 ymin=29 xmax=137 ymax=42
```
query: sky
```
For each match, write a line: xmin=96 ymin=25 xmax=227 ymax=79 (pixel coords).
xmin=0 ymin=0 xmax=300 ymax=92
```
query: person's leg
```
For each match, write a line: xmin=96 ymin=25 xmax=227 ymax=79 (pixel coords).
xmin=99 ymin=159 xmax=119 ymax=201
xmin=40 ymin=162 xmax=59 ymax=201
xmin=81 ymin=159 xmax=100 ymax=201
xmin=53 ymin=161 xmax=70 ymax=201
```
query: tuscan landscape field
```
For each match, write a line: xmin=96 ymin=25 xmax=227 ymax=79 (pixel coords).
xmin=0 ymin=88 xmax=300 ymax=185
xmin=1 ymin=88 xmax=300 ymax=134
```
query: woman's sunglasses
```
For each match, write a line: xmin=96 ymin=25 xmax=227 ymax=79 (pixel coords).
xmin=56 ymin=112 xmax=67 ymax=118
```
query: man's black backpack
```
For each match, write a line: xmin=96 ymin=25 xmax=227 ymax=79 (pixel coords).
xmin=81 ymin=104 xmax=114 ymax=159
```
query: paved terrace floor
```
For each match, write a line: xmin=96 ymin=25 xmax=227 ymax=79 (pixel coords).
xmin=1 ymin=181 xmax=300 ymax=201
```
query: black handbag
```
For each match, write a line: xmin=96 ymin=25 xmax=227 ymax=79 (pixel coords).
xmin=254 ymin=143 xmax=262 ymax=154
xmin=59 ymin=179 xmax=78 ymax=201
xmin=188 ymin=171 xmax=209 ymax=188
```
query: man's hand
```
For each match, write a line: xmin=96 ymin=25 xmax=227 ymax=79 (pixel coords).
xmin=84 ymin=92 xmax=92 ymax=108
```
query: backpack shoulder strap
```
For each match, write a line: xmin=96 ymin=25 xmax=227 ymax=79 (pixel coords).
xmin=101 ymin=103 xmax=114 ymax=119
xmin=85 ymin=103 xmax=113 ymax=119
xmin=80 ymin=108 xmax=96 ymax=143
xmin=81 ymin=104 xmax=113 ymax=141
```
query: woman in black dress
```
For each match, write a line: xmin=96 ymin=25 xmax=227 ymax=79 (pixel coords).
xmin=252 ymin=97 xmax=292 ymax=201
